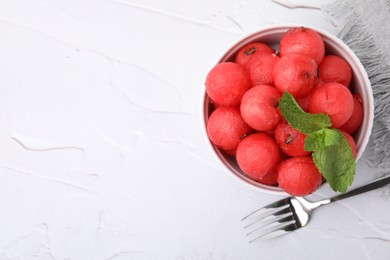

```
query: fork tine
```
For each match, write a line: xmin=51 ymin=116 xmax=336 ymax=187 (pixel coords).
xmin=248 ymin=219 xmax=297 ymax=243
xmin=241 ymin=197 xmax=290 ymax=221
xmin=245 ymin=206 xmax=293 ymax=232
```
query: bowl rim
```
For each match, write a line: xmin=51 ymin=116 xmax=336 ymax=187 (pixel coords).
xmin=201 ymin=23 xmax=374 ymax=195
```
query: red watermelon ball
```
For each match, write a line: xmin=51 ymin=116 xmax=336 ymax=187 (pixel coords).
xmin=274 ymin=120 xmax=311 ymax=157
xmin=319 ymin=55 xmax=352 ymax=87
xmin=272 ymin=53 xmax=319 ymax=99
xmin=240 ymin=85 xmax=282 ymax=131
xmin=309 ymin=82 xmax=354 ymax=128
xmin=207 ymin=107 xmax=252 ymax=151
xmin=205 ymin=62 xmax=251 ymax=107
xmin=243 ymin=53 xmax=280 ymax=86
xmin=236 ymin=133 xmax=282 ymax=181
xmin=340 ymin=93 xmax=364 ymax=135
xmin=279 ymin=27 xmax=325 ymax=65
xmin=277 ymin=156 xmax=323 ymax=196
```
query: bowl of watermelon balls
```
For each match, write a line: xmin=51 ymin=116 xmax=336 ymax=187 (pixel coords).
xmin=202 ymin=24 xmax=374 ymax=196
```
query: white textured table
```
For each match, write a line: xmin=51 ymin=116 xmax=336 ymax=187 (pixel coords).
xmin=0 ymin=1 xmax=389 ymax=259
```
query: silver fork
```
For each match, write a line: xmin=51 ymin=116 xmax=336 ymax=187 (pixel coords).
xmin=241 ymin=175 xmax=390 ymax=242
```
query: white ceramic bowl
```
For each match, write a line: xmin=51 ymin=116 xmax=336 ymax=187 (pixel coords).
xmin=202 ymin=24 xmax=374 ymax=195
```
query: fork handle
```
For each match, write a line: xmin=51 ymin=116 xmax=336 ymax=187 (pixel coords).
xmin=329 ymin=175 xmax=390 ymax=202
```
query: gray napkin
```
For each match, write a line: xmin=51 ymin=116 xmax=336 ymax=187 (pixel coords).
xmin=323 ymin=0 xmax=390 ymax=173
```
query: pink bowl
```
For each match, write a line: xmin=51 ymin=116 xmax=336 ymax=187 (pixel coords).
xmin=202 ymin=24 xmax=374 ymax=195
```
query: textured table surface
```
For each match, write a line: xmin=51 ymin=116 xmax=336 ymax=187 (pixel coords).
xmin=0 ymin=0 xmax=389 ymax=259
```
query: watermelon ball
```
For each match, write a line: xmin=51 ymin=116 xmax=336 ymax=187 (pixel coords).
xmin=235 ymin=42 xmax=275 ymax=66
xmin=319 ymin=55 xmax=352 ymax=87
xmin=273 ymin=53 xmax=319 ymax=99
xmin=205 ymin=62 xmax=251 ymax=107
xmin=207 ymin=107 xmax=252 ymax=151
xmin=339 ymin=130 xmax=357 ymax=159
xmin=309 ymin=82 xmax=354 ymax=128
xmin=243 ymin=53 xmax=280 ymax=86
xmin=277 ymin=156 xmax=323 ymax=196
xmin=274 ymin=120 xmax=311 ymax=157
xmin=279 ymin=27 xmax=325 ymax=65
xmin=236 ymin=133 xmax=282 ymax=181
xmin=340 ymin=93 xmax=364 ymax=135
xmin=240 ymin=85 xmax=282 ymax=131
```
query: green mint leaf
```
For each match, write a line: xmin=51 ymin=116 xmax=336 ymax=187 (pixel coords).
xmin=307 ymin=129 xmax=355 ymax=192
xmin=279 ymin=92 xmax=332 ymax=135
xmin=304 ymin=128 xmax=343 ymax=151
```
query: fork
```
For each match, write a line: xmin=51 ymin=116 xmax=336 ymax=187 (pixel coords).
xmin=241 ymin=175 xmax=390 ymax=242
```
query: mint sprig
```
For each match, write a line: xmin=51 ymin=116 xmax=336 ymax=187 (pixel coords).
xmin=279 ymin=92 xmax=355 ymax=193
